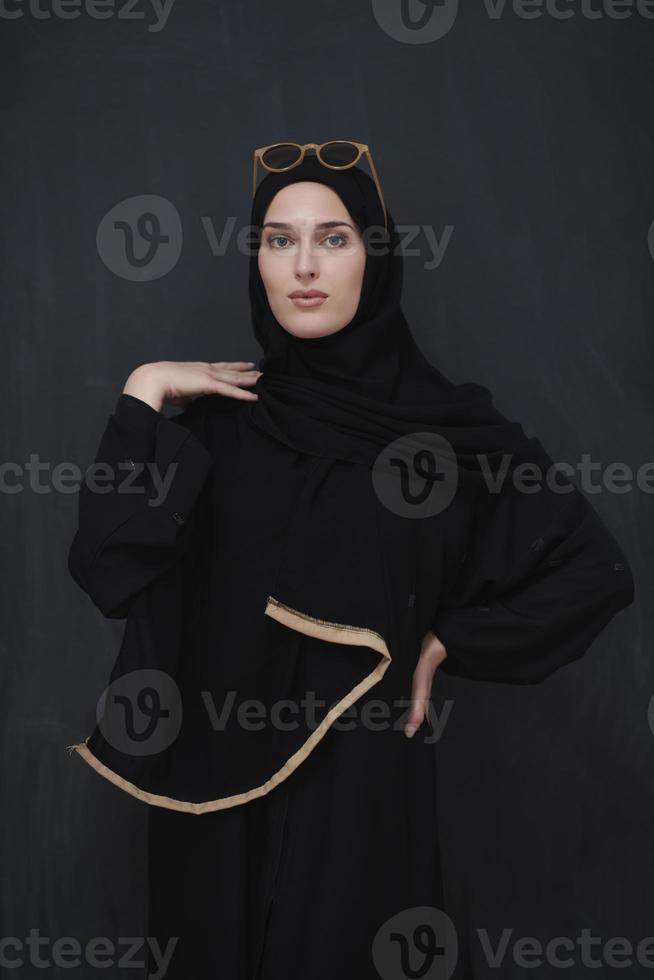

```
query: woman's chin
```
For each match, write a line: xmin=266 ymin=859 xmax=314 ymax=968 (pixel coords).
xmin=279 ymin=313 xmax=350 ymax=340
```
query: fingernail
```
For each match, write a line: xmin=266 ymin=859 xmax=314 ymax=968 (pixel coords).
xmin=405 ymin=726 xmax=416 ymax=738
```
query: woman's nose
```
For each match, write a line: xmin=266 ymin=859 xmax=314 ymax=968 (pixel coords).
xmin=294 ymin=240 xmax=319 ymax=279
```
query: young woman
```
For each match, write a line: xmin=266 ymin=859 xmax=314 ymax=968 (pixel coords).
xmin=68 ymin=146 xmax=634 ymax=979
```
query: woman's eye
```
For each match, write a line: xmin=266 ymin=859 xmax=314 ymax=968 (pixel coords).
xmin=268 ymin=235 xmax=291 ymax=249
xmin=266 ymin=232 xmax=348 ymax=249
xmin=323 ymin=234 xmax=347 ymax=248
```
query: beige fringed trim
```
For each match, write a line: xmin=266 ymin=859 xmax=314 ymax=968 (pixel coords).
xmin=70 ymin=594 xmax=391 ymax=815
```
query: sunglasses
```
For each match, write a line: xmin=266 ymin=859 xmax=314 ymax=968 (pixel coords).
xmin=252 ymin=141 xmax=388 ymax=232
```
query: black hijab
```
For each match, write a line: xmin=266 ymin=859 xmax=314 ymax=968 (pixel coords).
xmin=246 ymin=154 xmax=535 ymax=482
xmin=243 ymin=154 xmax=631 ymax=685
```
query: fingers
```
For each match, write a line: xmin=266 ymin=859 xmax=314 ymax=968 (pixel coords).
xmin=404 ymin=699 xmax=428 ymax=739
xmin=209 ymin=364 xmax=262 ymax=384
xmin=212 ymin=379 xmax=260 ymax=401
xmin=405 ymin=659 xmax=436 ymax=739
xmin=205 ymin=362 xmax=262 ymax=401
xmin=210 ymin=361 xmax=259 ymax=370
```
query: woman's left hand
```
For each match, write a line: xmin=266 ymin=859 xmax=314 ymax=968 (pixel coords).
xmin=404 ymin=630 xmax=448 ymax=738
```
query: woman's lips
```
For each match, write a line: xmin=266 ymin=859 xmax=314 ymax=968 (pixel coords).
xmin=290 ymin=295 xmax=327 ymax=308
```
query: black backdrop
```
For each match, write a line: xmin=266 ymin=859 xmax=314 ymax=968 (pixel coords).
xmin=2 ymin=2 xmax=652 ymax=977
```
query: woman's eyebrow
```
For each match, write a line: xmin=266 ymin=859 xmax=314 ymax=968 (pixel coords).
xmin=262 ymin=220 xmax=355 ymax=231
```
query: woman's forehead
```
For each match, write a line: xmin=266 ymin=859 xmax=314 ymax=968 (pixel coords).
xmin=263 ymin=180 xmax=352 ymax=220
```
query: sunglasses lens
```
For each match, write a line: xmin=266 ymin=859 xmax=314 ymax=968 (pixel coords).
xmin=261 ymin=144 xmax=302 ymax=170
xmin=319 ymin=141 xmax=360 ymax=167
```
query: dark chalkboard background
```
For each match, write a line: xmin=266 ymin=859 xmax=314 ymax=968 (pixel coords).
xmin=2 ymin=2 xmax=652 ymax=977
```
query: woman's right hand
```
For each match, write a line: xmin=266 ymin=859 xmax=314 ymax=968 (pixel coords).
xmin=122 ymin=360 xmax=263 ymax=412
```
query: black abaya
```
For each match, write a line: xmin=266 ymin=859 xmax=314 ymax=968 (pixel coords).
xmin=69 ymin=390 xmax=633 ymax=978
xmin=148 ymin=688 xmax=442 ymax=979
xmin=71 ymin=391 xmax=446 ymax=979
xmin=68 ymin=154 xmax=635 ymax=979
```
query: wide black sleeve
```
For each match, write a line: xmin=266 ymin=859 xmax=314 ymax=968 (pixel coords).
xmin=432 ymin=483 xmax=635 ymax=685
xmin=67 ymin=393 xmax=213 ymax=620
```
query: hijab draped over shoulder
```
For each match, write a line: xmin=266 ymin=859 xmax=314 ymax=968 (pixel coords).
xmin=246 ymin=154 xmax=634 ymax=684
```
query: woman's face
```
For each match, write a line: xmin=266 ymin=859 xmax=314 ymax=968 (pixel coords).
xmin=257 ymin=181 xmax=367 ymax=339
